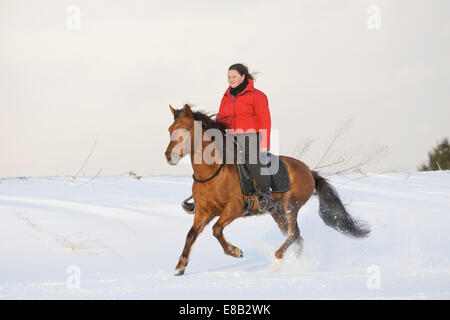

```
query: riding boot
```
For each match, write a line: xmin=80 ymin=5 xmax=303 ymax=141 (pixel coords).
xmin=259 ymin=189 xmax=278 ymax=213
xmin=233 ymin=132 xmax=278 ymax=213
xmin=245 ymin=159 xmax=278 ymax=213
xmin=182 ymin=195 xmax=195 ymax=214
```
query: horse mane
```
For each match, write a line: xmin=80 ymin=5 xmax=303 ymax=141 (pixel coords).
xmin=174 ymin=104 xmax=228 ymax=134
xmin=174 ymin=104 xmax=236 ymax=162
xmin=194 ymin=110 xmax=228 ymax=137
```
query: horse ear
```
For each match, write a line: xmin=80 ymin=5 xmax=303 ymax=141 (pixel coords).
xmin=169 ymin=104 xmax=176 ymax=116
xmin=183 ymin=104 xmax=193 ymax=118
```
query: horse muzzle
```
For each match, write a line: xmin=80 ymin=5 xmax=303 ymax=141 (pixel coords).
xmin=165 ymin=151 xmax=181 ymax=165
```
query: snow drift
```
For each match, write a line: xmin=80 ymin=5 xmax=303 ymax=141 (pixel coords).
xmin=0 ymin=171 xmax=449 ymax=299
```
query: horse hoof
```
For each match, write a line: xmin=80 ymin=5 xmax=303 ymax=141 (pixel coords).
xmin=271 ymin=257 xmax=282 ymax=272
xmin=232 ymin=247 xmax=244 ymax=258
xmin=174 ymin=268 xmax=185 ymax=276
xmin=274 ymin=250 xmax=284 ymax=260
xmin=272 ymin=257 xmax=282 ymax=266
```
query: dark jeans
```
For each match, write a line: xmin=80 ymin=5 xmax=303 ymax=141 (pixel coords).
xmin=230 ymin=132 xmax=271 ymax=191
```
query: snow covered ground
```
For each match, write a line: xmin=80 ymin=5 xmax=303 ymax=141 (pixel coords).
xmin=0 ymin=171 xmax=449 ymax=299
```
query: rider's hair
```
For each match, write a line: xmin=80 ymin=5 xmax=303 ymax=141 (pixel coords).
xmin=228 ymin=63 xmax=255 ymax=80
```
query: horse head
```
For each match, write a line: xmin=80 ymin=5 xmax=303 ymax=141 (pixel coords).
xmin=165 ymin=104 xmax=195 ymax=165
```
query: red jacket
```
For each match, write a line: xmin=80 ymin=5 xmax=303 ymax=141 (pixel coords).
xmin=216 ymin=78 xmax=271 ymax=151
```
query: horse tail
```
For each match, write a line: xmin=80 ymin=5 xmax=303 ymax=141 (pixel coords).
xmin=312 ymin=171 xmax=370 ymax=238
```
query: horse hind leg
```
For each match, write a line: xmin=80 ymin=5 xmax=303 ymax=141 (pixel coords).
xmin=270 ymin=200 xmax=289 ymax=236
xmin=291 ymin=221 xmax=304 ymax=258
xmin=274 ymin=199 xmax=304 ymax=260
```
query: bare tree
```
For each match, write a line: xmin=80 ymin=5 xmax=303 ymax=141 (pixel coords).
xmin=291 ymin=137 xmax=316 ymax=160
xmin=314 ymin=119 xmax=353 ymax=170
xmin=291 ymin=119 xmax=387 ymax=176
xmin=70 ymin=137 xmax=102 ymax=184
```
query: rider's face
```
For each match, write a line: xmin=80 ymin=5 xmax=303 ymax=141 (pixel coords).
xmin=227 ymin=70 xmax=245 ymax=88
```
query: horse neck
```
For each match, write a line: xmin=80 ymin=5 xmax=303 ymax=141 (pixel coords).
xmin=189 ymin=134 xmax=224 ymax=181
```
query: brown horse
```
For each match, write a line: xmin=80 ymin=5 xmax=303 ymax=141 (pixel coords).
xmin=165 ymin=104 xmax=369 ymax=276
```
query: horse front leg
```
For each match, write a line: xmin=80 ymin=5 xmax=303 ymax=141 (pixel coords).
xmin=174 ymin=212 xmax=212 ymax=276
xmin=212 ymin=205 xmax=244 ymax=258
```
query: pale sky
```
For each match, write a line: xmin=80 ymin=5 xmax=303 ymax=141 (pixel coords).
xmin=1 ymin=0 xmax=449 ymax=178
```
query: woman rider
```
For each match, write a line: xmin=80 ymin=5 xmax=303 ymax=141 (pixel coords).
xmin=217 ymin=63 xmax=277 ymax=213
xmin=182 ymin=63 xmax=277 ymax=214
